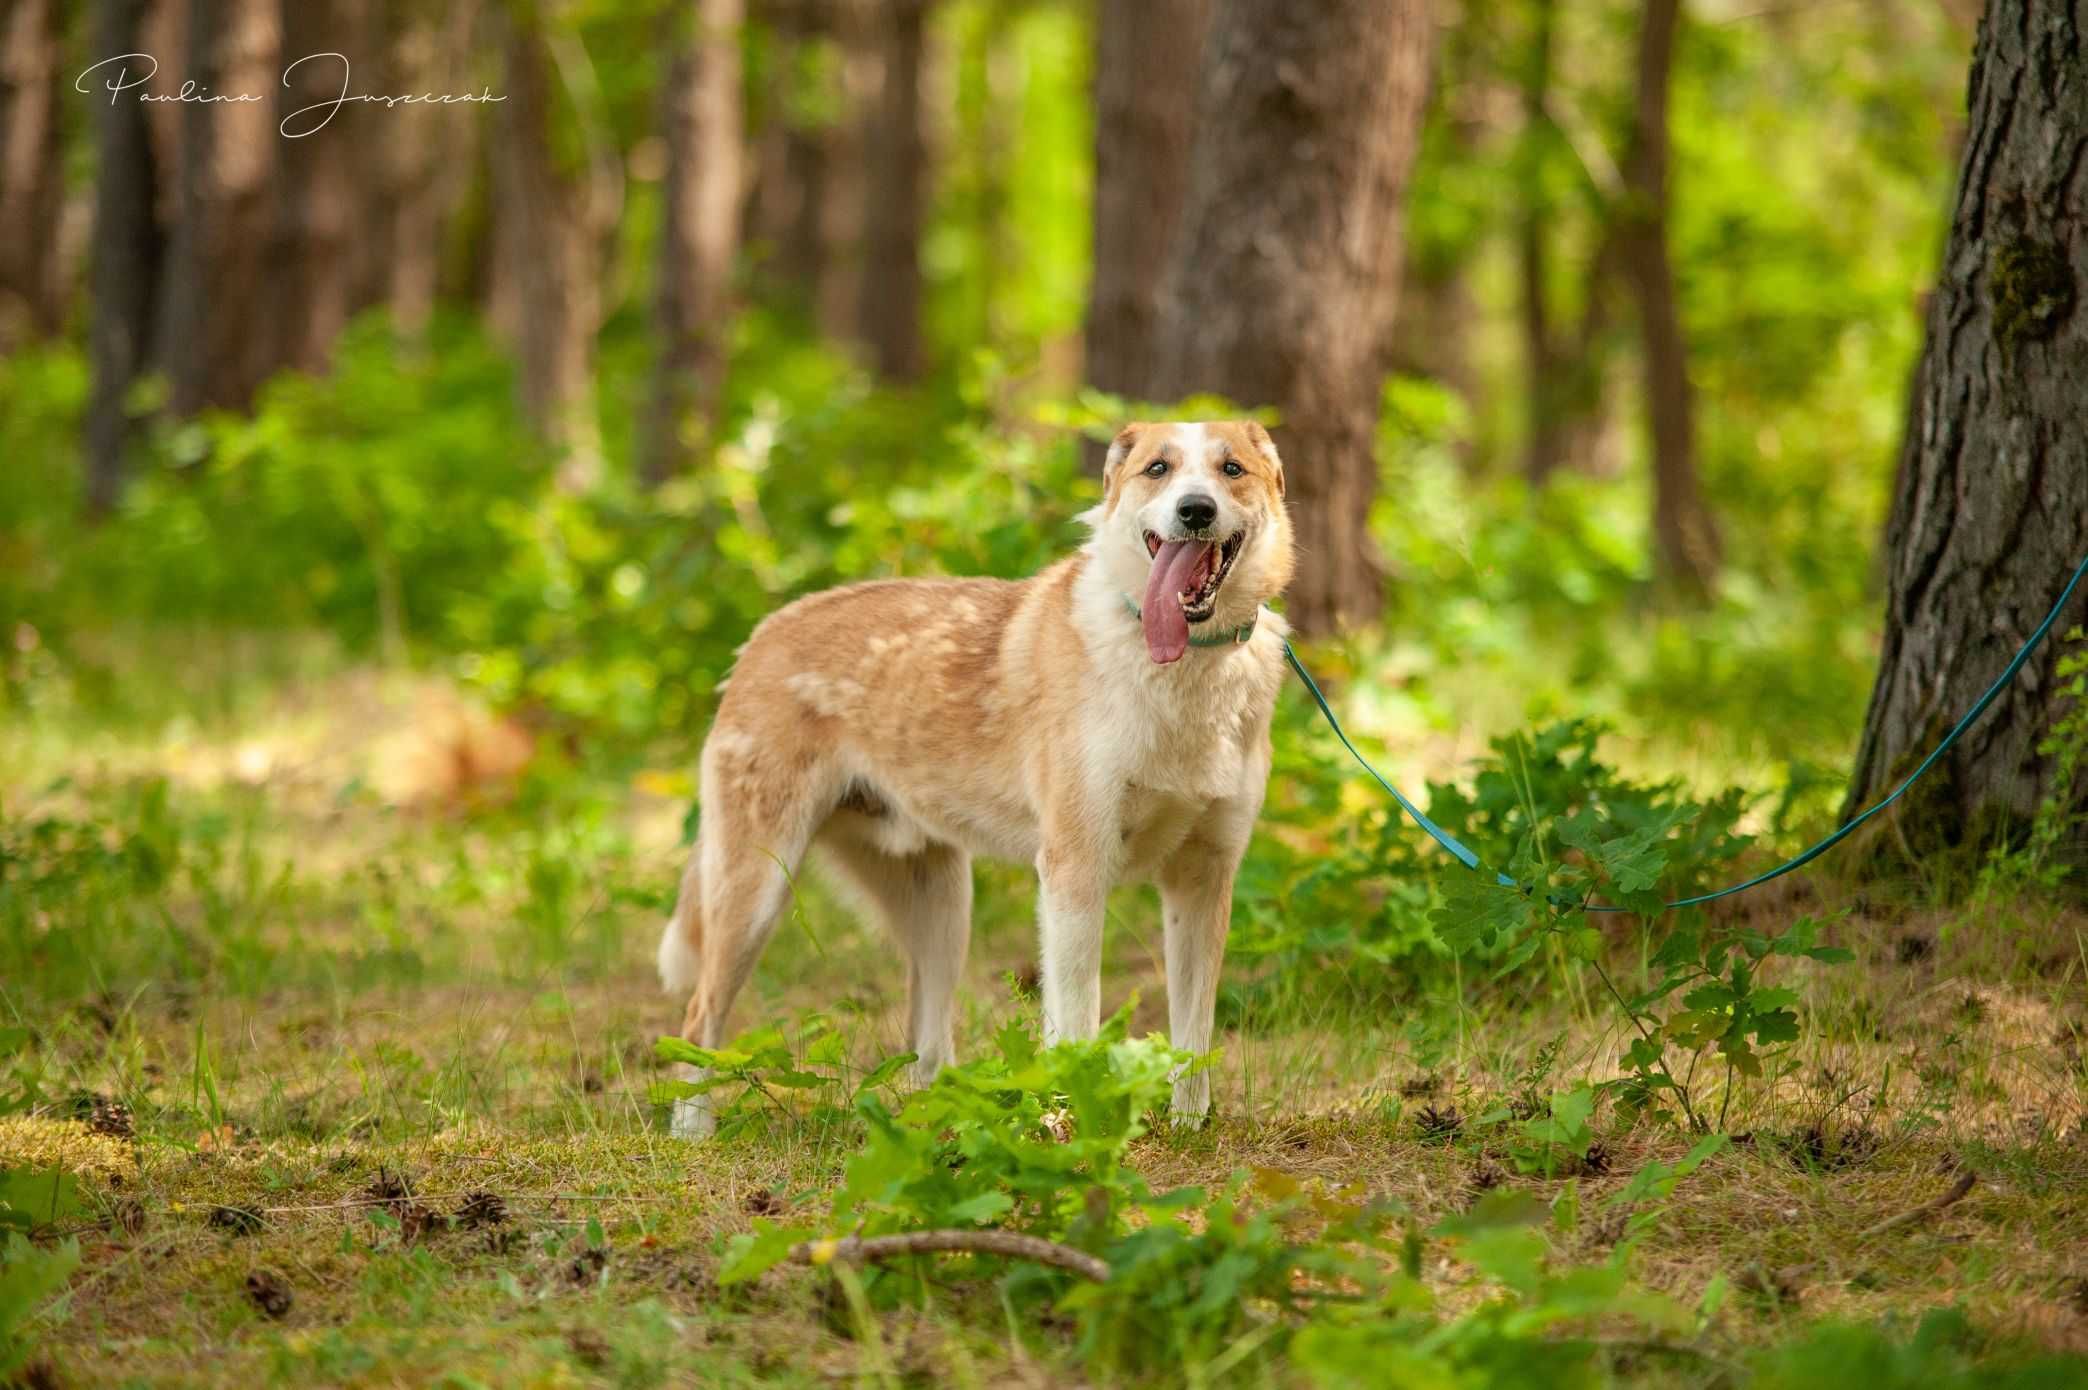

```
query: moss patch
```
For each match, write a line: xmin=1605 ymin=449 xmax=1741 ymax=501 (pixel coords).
xmin=1990 ymin=238 xmax=2076 ymax=352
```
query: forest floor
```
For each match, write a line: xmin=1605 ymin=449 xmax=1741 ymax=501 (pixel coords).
xmin=5 ymin=654 xmax=2087 ymax=1387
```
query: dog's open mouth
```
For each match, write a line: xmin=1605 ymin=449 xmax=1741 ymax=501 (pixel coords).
xmin=1139 ymin=530 xmax=1245 ymax=664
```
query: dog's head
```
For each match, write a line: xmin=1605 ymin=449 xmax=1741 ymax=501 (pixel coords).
xmin=1087 ymin=421 xmax=1296 ymax=664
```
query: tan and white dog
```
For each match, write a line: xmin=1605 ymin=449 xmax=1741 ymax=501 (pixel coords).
xmin=657 ymin=421 xmax=1297 ymax=1136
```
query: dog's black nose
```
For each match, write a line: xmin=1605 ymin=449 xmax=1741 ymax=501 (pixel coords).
xmin=1176 ymin=494 xmax=1218 ymax=530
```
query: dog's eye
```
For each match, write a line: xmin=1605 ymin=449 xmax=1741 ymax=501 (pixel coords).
xmin=1222 ymin=460 xmax=1244 ymax=477
xmin=1143 ymin=460 xmax=1168 ymax=477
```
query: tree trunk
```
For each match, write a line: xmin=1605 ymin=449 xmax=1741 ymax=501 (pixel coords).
xmin=0 ymin=0 xmax=65 ymax=345
xmin=495 ymin=2 xmax=605 ymax=489
xmin=1844 ymin=0 xmax=2088 ymax=845
xmin=1618 ymin=0 xmax=1719 ymax=592
xmin=274 ymin=5 xmax=372 ymax=373
xmin=642 ymin=0 xmax=745 ymax=485
xmin=382 ymin=0 xmax=479 ymax=343
xmin=85 ymin=0 xmax=167 ymax=516
xmin=856 ymin=0 xmax=926 ymax=381
xmin=1080 ymin=0 xmax=1209 ymax=473
xmin=1518 ymin=0 xmax=1566 ymax=486
xmin=156 ymin=0 xmax=282 ymax=415
xmin=1151 ymin=0 xmax=1433 ymax=636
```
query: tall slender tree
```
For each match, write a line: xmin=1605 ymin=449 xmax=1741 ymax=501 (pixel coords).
xmin=743 ymin=0 xmax=869 ymax=340
xmin=0 ymin=0 xmax=66 ymax=345
xmin=1151 ymin=0 xmax=1433 ymax=635
xmin=274 ymin=2 xmax=373 ymax=372
xmin=1080 ymin=0 xmax=1209 ymax=474
xmin=381 ymin=0 xmax=480 ymax=343
xmin=156 ymin=0 xmax=282 ymax=415
xmin=1845 ymin=0 xmax=2087 ymax=845
xmin=856 ymin=0 xmax=927 ymax=381
xmin=1517 ymin=0 xmax=1566 ymax=485
xmin=86 ymin=0 xmax=167 ymax=515
xmin=643 ymin=0 xmax=745 ymax=485
xmin=495 ymin=1 xmax=608 ymax=489
xmin=1620 ymin=0 xmax=1719 ymax=591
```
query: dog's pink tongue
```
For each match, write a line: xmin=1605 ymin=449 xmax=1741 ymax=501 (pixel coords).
xmin=1141 ymin=540 xmax=1205 ymax=664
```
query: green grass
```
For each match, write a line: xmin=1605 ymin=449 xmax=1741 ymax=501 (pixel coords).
xmin=4 ymin=647 xmax=2086 ymax=1388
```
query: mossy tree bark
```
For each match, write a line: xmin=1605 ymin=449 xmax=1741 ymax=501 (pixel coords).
xmin=1151 ymin=0 xmax=1433 ymax=636
xmin=1844 ymin=0 xmax=2088 ymax=843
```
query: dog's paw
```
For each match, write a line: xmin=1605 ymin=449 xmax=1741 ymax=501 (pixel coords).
xmin=669 ymin=1095 xmax=716 ymax=1141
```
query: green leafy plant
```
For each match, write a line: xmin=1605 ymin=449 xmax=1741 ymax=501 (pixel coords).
xmin=1977 ymin=629 xmax=2086 ymax=900
xmin=716 ymin=1008 xmax=1182 ymax=1285
xmin=653 ymin=1011 xmax=911 ymax=1142
xmin=0 ymin=1232 xmax=79 ymax=1382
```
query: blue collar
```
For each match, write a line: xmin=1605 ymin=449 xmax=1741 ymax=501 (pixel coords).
xmin=1120 ymin=594 xmax=1259 ymax=646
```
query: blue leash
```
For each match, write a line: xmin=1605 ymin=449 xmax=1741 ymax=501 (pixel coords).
xmin=1283 ymin=550 xmax=2088 ymax=913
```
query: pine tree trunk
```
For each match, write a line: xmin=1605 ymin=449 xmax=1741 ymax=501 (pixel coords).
xmin=642 ymin=0 xmax=745 ymax=485
xmin=496 ymin=3 xmax=605 ymax=490
xmin=0 ymin=0 xmax=65 ymax=345
xmin=382 ymin=0 xmax=479 ymax=343
xmin=1518 ymin=0 xmax=1567 ymax=486
xmin=1151 ymin=0 xmax=1433 ymax=636
xmin=274 ymin=5 xmax=371 ymax=373
xmin=744 ymin=0 xmax=869 ymax=340
xmin=856 ymin=0 xmax=926 ymax=381
xmin=1620 ymin=0 xmax=1719 ymax=593
xmin=85 ymin=0 xmax=167 ymax=516
xmin=1080 ymin=0 xmax=1209 ymax=473
xmin=1844 ymin=0 xmax=2088 ymax=843
xmin=156 ymin=0 xmax=281 ymax=415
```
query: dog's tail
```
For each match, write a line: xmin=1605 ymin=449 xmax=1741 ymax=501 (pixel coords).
xmin=656 ymin=856 xmax=703 ymax=996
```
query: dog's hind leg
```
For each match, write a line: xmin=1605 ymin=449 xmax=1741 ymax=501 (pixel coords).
xmin=816 ymin=824 xmax=972 ymax=1082
xmin=661 ymin=742 xmax=828 ymax=1138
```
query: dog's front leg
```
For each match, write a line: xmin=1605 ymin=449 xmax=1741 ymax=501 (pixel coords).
xmin=1035 ymin=819 xmax=1115 ymax=1045
xmin=1157 ymin=832 xmax=1245 ymax=1123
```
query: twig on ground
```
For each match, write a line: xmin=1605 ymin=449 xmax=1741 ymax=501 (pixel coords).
xmin=1858 ymin=1169 xmax=1977 ymax=1240
xmin=788 ymin=1230 xmax=1110 ymax=1283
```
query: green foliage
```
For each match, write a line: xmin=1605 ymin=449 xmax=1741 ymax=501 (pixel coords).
xmin=692 ymin=1007 xmax=1751 ymax=1383
xmin=713 ymin=1007 xmax=1180 ymax=1284
xmin=0 ymin=1232 xmax=80 ymax=1381
xmin=1978 ymin=630 xmax=2088 ymax=899
xmin=1410 ymin=722 xmax=1852 ymax=1129
xmin=652 ymin=1011 xmax=910 ymax=1142
xmin=1746 ymin=1308 xmax=2088 ymax=1390
xmin=1070 ymin=1171 xmax=1406 ymax=1373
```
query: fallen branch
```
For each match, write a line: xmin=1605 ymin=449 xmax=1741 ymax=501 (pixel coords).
xmin=1858 ymin=1169 xmax=1977 ymax=1240
xmin=788 ymin=1230 xmax=1110 ymax=1283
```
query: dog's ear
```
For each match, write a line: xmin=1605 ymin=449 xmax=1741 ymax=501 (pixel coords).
xmin=1102 ymin=423 xmax=1145 ymax=498
xmin=1245 ymin=421 xmax=1284 ymax=496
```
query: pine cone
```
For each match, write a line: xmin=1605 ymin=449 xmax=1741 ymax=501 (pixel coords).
xmin=66 ymin=1091 xmax=136 ymax=1139
xmin=455 ymin=1190 xmax=508 ymax=1229
xmin=244 ymin=1268 xmax=294 ymax=1319
xmin=85 ymin=1097 xmax=135 ymax=1140
xmin=362 ymin=1167 xmax=415 ymax=1214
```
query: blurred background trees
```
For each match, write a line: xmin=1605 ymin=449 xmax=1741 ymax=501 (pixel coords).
xmin=7 ymin=0 xmax=2080 ymax=852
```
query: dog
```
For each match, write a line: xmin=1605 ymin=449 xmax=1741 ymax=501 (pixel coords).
xmin=657 ymin=421 xmax=1296 ymax=1137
